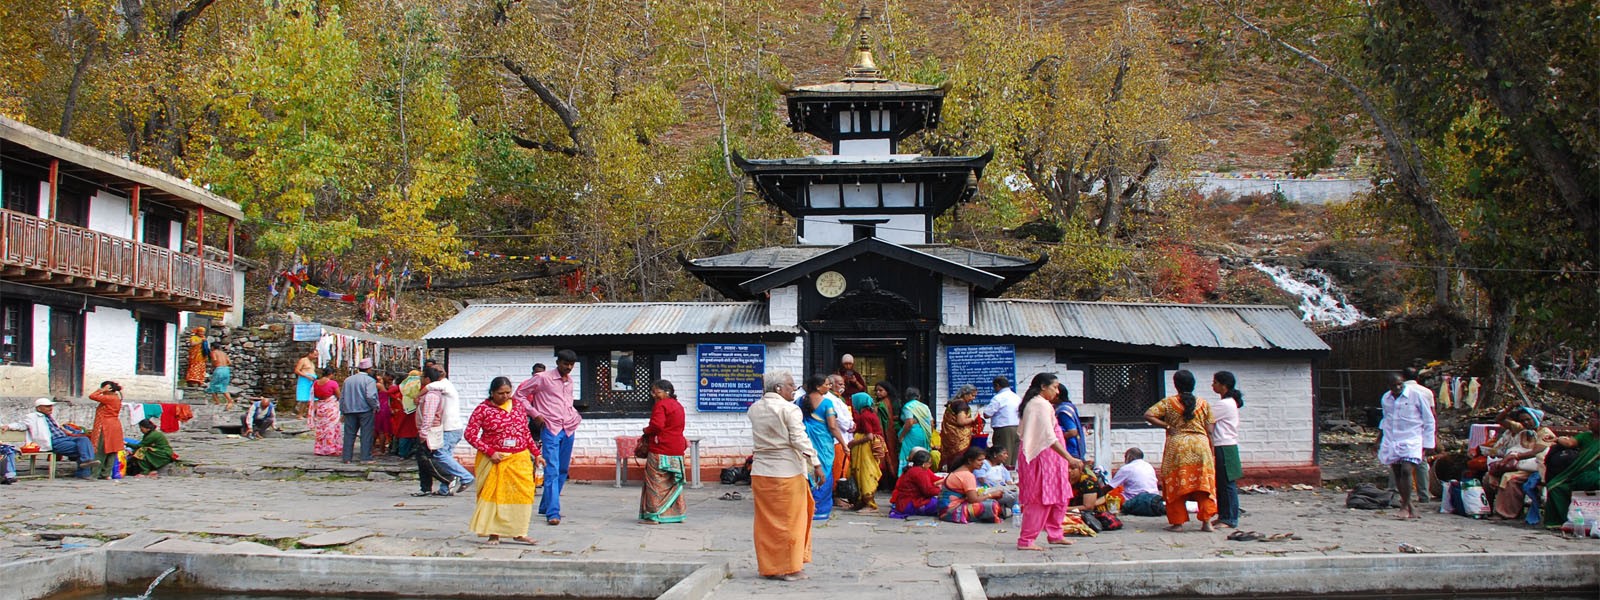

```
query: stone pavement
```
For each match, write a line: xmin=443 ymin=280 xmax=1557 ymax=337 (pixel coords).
xmin=1 ymin=431 xmax=1592 ymax=599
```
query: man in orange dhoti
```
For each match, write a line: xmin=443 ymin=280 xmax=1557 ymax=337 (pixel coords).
xmin=747 ymin=370 xmax=823 ymax=581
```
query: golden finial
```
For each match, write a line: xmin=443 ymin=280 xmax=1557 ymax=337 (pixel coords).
xmin=843 ymin=5 xmax=886 ymax=83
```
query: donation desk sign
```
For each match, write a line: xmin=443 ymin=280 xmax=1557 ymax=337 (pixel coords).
xmin=946 ymin=344 xmax=1015 ymax=405
xmin=697 ymin=344 xmax=766 ymax=412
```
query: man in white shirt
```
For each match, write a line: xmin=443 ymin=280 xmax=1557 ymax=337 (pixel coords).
xmin=1109 ymin=447 xmax=1159 ymax=497
xmin=1378 ymin=372 xmax=1436 ymax=519
xmin=1389 ymin=366 xmax=1436 ymax=502
xmin=824 ymin=374 xmax=854 ymax=434
xmin=982 ymin=376 xmax=1021 ymax=468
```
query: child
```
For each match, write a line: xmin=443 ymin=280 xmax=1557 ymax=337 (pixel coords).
xmin=975 ymin=447 xmax=1018 ymax=508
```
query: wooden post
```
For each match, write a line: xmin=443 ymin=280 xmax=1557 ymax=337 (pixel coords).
xmin=46 ymin=159 xmax=58 ymax=219
xmin=46 ymin=159 xmax=57 ymax=270
xmin=130 ymin=184 xmax=141 ymax=283
xmin=194 ymin=206 xmax=205 ymax=257
xmin=227 ymin=219 xmax=235 ymax=263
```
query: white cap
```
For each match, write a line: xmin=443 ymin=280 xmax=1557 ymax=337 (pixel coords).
xmin=34 ymin=398 xmax=55 ymax=407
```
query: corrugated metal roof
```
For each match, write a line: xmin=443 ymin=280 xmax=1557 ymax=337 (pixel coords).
xmin=423 ymin=302 xmax=796 ymax=341
xmin=946 ymin=299 xmax=1329 ymax=352
xmin=691 ymin=245 xmax=1037 ymax=270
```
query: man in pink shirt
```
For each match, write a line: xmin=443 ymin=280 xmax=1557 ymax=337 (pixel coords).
xmin=514 ymin=349 xmax=582 ymax=525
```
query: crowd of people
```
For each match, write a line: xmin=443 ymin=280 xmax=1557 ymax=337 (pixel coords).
xmin=744 ymin=362 xmax=1256 ymax=579
xmin=1380 ymin=366 xmax=1600 ymax=530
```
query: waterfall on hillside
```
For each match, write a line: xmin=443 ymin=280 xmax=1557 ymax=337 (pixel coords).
xmin=1251 ymin=263 xmax=1369 ymax=326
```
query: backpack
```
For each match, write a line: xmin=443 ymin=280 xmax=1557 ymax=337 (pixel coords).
xmin=720 ymin=455 xmax=754 ymax=485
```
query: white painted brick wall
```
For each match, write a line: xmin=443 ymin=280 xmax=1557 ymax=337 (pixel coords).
xmin=769 ymin=286 xmax=798 ymax=327
xmin=941 ymin=278 xmax=970 ymax=328
xmin=87 ymin=190 xmax=133 ymax=238
xmin=1100 ymin=358 xmax=1315 ymax=470
xmin=82 ymin=307 xmax=175 ymax=402
xmin=0 ymin=303 xmax=50 ymax=397
xmin=444 ymin=339 xmax=804 ymax=465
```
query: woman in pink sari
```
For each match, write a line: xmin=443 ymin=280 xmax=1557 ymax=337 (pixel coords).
xmin=1015 ymin=372 xmax=1079 ymax=551
xmin=309 ymin=369 xmax=343 ymax=456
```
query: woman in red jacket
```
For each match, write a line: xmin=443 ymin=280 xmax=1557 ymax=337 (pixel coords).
xmin=639 ymin=379 xmax=689 ymax=524
xmin=890 ymin=448 xmax=941 ymax=518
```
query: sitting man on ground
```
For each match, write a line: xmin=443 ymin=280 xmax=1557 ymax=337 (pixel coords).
xmin=127 ymin=419 xmax=175 ymax=477
xmin=2 ymin=398 xmax=99 ymax=478
xmin=240 ymin=396 xmax=277 ymax=440
xmin=1109 ymin=447 xmax=1164 ymax=516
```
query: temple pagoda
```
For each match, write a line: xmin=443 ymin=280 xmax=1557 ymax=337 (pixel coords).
xmin=683 ymin=9 xmax=1044 ymax=392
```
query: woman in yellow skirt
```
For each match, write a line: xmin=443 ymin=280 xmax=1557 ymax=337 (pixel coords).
xmin=464 ymin=377 xmax=540 ymax=545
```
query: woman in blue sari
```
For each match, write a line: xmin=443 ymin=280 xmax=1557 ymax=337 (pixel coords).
xmin=802 ymin=375 xmax=848 ymax=520
xmin=898 ymin=387 xmax=934 ymax=475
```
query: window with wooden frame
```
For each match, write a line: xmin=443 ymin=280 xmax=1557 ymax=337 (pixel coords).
xmin=135 ymin=318 xmax=166 ymax=375
xmin=0 ymin=299 xmax=32 ymax=365
xmin=1 ymin=169 xmax=40 ymax=215
xmin=1085 ymin=362 xmax=1163 ymax=427
xmin=573 ymin=349 xmax=659 ymax=418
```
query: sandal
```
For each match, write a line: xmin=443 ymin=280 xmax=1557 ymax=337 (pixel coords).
xmin=719 ymin=491 xmax=743 ymax=501
xmin=409 ymin=491 xmax=432 ymax=497
xmin=1232 ymin=531 xmax=1264 ymax=541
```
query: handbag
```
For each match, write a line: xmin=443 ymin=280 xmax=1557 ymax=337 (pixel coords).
xmin=633 ymin=436 xmax=651 ymax=459
xmin=835 ymin=478 xmax=860 ymax=501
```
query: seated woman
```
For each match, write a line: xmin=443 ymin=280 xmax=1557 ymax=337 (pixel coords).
xmin=1543 ymin=409 xmax=1600 ymax=529
xmin=127 ymin=419 xmax=175 ymax=477
xmin=1069 ymin=460 xmax=1111 ymax=511
xmin=975 ymin=447 xmax=1017 ymax=508
xmin=890 ymin=448 xmax=941 ymax=518
xmin=940 ymin=447 xmax=1011 ymax=523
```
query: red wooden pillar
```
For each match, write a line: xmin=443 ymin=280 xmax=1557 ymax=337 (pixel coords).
xmin=227 ymin=219 xmax=235 ymax=263
xmin=195 ymin=207 xmax=205 ymax=257
xmin=46 ymin=159 xmax=58 ymax=219
xmin=130 ymin=185 xmax=142 ymax=283
xmin=46 ymin=159 xmax=57 ymax=270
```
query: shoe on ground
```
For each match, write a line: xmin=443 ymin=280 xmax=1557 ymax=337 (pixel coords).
xmin=78 ymin=459 xmax=101 ymax=468
xmin=1 ymin=477 xmax=15 ymax=485
xmin=454 ymin=479 xmax=471 ymax=494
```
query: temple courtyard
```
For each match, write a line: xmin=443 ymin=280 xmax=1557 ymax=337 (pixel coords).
xmin=0 ymin=430 xmax=1592 ymax=599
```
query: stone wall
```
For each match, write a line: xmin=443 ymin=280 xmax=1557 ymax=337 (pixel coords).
xmin=188 ymin=324 xmax=317 ymax=401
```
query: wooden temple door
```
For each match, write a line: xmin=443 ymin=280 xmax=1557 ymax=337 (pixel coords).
xmin=48 ymin=308 xmax=82 ymax=397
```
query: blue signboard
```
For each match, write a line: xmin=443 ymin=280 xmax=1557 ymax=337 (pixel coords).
xmin=946 ymin=344 xmax=1015 ymax=405
xmin=292 ymin=322 xmax=322 ymax=342
xmin=697 ymin=344 xmax=766 ymax=412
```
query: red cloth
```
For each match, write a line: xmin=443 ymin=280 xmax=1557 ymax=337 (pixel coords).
xmin=855 ymin=409 xmax=883 ymax=437
xmin=891 ymin=465 xmax=940 ymax=509
xmin=159 ymin=404 xmax=181 ymax=433
xmin=464 ymin=399 xmax=538 ymax=456
xmin=643 ymin=398 xmax=688 ymax=455
xmin=390 ymin=387 xmax=418 ymax=438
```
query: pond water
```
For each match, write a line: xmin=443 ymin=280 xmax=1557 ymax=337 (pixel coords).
xmin=57 ymin=593 xmax=635 ymax=600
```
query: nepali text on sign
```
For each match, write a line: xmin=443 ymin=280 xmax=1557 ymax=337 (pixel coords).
xmin=946 ymin=344 xmax=1015 ymax=405
xmin=697 ymin=343 xmax=766 ymax=412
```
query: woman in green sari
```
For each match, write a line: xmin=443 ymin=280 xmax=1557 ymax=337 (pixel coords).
xmin=127 ymin=419 xmax=175 ymax=477
xmin=1543 ymin=409 xmax=1600 ymax=529
xmin=897 ymin=387 xmax=933 ymax=476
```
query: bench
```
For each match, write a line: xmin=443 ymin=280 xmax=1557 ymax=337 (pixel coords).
xmin=615 ymin=435 xmax=704 ymax=488
xmin=0 ymin=430 xmax=56 ymax=479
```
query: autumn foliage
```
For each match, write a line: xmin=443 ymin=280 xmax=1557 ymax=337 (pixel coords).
xmin=1153 ymin=243 xmax=1219 ymax=304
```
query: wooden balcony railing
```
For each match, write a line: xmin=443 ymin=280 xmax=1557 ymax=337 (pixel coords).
xmin=0 ymin=208 xmax=234 ymax=311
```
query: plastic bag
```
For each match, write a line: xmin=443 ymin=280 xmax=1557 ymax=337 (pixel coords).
xmin=1460 ymin=479 xmax=1490 ymax=517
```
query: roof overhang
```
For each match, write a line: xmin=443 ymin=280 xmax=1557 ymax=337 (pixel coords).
xmin=0 ymin=116 xmax=245 ymax=220
xmin=731 ymin=150 xmax=992 ymax=218
xmin=737 ymin=237 xmax=1004 ymax=295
